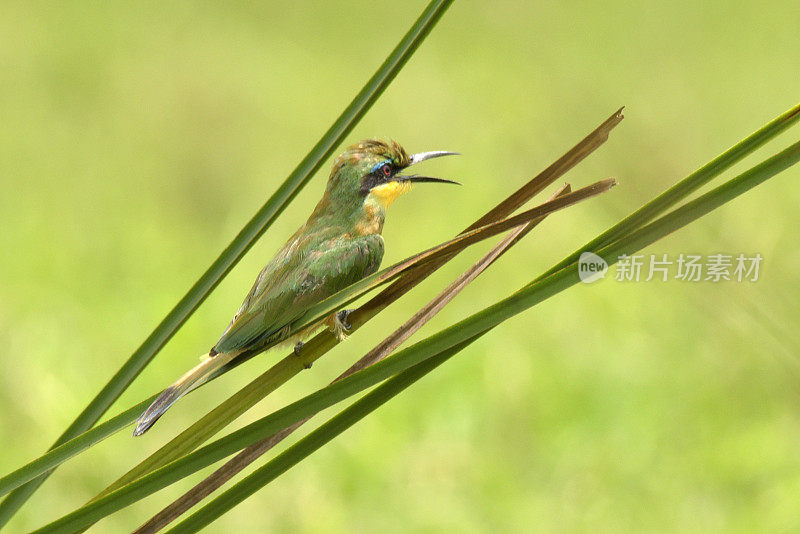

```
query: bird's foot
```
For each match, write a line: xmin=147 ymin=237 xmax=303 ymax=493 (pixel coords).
xmin=333 ymin=309 xmax=353 ymax=341
xmin=294 ymin=341 xmax=312 ymax=369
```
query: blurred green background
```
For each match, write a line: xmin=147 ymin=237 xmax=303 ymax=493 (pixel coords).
xmin=1 ymin=1 xmax=799 ymax=532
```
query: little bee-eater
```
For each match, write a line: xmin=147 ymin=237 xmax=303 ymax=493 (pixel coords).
xmin=134 ymin=140 xmax=458 ymax=435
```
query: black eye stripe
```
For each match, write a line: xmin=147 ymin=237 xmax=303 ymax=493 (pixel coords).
xmin=360 ymin=162 xmax=396 ymax=195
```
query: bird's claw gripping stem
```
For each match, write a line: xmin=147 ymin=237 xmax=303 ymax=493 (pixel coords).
xmin=295 ymin=341 xmax=312 ymax=369
xmin=337 ymin=309 xmax=353 ymax=330
xmin=333 ymin=309 xmax=353 ymax=341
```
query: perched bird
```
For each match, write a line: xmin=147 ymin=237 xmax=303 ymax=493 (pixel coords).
xmin=133 ymin=139 xmax=458 ymax=436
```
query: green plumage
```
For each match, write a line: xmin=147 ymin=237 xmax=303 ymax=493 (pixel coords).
xmin=134 ymin=139 xmax=457 ymax=436
xmin=213 ymin=232 xmax=383 ymax=354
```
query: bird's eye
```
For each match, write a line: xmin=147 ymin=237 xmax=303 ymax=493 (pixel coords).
xmin=381 ymin=163 xmax=392 ymax=177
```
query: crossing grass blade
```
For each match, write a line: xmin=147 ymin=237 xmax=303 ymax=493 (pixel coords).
xmin=0 ymin=0 xmax=455 ymax=525
xmin=537 ymin=101 xmax=800 ymax=280
xmin=0 ymin=398 xmax=154 ymax=498
xmin=32 ymin=136 xmax=800 ymax=534
xmin=164 ymin=336 xmax=481 ymax=534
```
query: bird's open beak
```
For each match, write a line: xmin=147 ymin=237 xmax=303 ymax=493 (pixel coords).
xmin=397 ymin=150 xmax=461 ymax=186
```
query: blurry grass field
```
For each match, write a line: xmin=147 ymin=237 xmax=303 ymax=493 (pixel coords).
xmin=1 ymin=1 xmax=799 ymax=532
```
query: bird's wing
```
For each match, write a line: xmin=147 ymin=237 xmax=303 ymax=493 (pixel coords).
xmin=212 ymin=233 xmax=384 ymax=354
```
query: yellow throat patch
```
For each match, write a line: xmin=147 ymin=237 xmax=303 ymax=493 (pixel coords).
xmin=367 ymin=180 xmax=412 ymax=208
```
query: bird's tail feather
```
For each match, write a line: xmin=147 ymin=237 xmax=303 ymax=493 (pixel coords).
xmin=133 ymin=351 xmax=238 ymax=436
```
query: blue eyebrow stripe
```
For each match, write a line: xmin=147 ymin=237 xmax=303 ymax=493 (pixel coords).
xmin=371 ymin=161 xmax=388 ymax=173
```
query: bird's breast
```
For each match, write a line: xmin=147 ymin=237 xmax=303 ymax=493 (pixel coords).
xmin=354 ymin=201 xmax=385 ymax=236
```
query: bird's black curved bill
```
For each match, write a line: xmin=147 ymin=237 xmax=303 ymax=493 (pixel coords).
xmin=397 ymin=174 xmax=461 ymax=186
